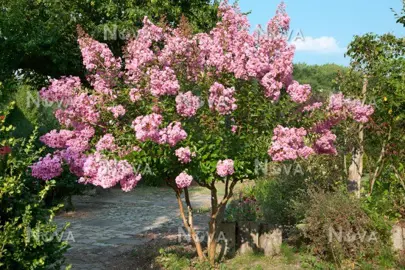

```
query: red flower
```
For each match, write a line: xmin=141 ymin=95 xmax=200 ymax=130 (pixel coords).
xmin=0 ymin=146 xmax=11 ymax=155
xmin=0 ymin=115 xmax=5 ymax=121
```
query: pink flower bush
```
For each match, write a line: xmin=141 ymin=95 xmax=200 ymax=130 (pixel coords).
xmin=175 ymin=172 xmax=193 ymax=189
xmin=31 ymin=2 xmax=373 ymax=196
xmin=175 ymin=92 xmax=200 ymax=117
xmin=175 ymin=147 xmax=196 ymax=164
xmin=31 ymin=154 xmax=63 ymax=181
xmin=216 ymin=159 xmax=235 ymax=177
xmin=208 ymin=82 xmax=237 ymax=115
xmin=268 ymin=125 xmax=314 ymax=161
xmin=287 ymin=81 xmax=311 ymax=103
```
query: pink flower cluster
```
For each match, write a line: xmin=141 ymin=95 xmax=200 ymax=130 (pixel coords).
xmin=131 ymin=113 xmax=163 ymax=142
xmin=40 ymin=76 xmax=81 ymax=104
xmin=78 ymin=32 xmax=122 ymax=97
xmin=175 ymin=172 xmax=193 ymax=189
xmin=79 ymin=153 xmax=141 ymax=192
xmin=149 ymin=67 xmax=180 ymax=97
xmin=208 ymin=82 xmax=237 ymax=115
xmin=125 ymin=18 xmax=163 ymax=83
xmin=53 ymin=93 xmax=100 ymax=127
xmin=302 ymin=102 xmax=323 ymax=112
xmin=287 ymin=81 xmax=311 ymax=104
xmin=268 ymin=125 xmax=314 ymax=161
xmin=313 ymin=131 xmax=337 ymax=155
xmin=175 ymin=147 xmax=196 ymax=164
xmin=175 ymin=92 xmax=200 ymax=117
xmin=31 ymin=154 xmax=63 ymax=181
xmin=40 ymin=129 xmax=75 ymax=149
xmin=129 ymin=88 xmax=142 ymax=102
xmin=328 ymin=93 xmax=374 ymax=123
xmin=159 ymin=122 xmax=188 ymax=147
xmin=96 ymin=134 xmax=117 ymax=152
xmin=108 ymin=105 xmax=126 ymax=118
xmin=216 ymin=159 xmax=235 ymax=177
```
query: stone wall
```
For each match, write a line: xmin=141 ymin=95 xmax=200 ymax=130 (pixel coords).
xmin=392 ymin=223 xmax=405 ymax=251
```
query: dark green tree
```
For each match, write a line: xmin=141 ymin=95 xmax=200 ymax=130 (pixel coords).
xmin=0 ymin=0 xmax=219 ymax=82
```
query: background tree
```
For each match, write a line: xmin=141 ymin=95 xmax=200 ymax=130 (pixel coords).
xmin=0 ymin=0 xmax=219 ymax=83
xmin=342 ymin=33 xmax=405 ymax=202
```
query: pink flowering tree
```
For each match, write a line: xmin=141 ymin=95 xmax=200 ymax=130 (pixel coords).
xmin=31 ymin=2 xmax=373 ymax=264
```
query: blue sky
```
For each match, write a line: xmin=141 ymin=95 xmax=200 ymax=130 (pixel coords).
xmin=235 ymin=0 xmax=404 ymax=66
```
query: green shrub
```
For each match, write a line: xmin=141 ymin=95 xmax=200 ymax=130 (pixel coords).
xmin=225 ymin=186 xmax=263 ymax=222
xmin=300 ymin=189 xmax=392 ymax=266
xmin=0 ymin=102 xmax=68 ymax=269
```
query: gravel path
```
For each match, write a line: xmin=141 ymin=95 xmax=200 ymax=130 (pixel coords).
xmin=55 ymin=187 xmax=211 ymax=270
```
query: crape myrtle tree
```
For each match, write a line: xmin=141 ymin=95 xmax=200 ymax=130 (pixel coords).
xmin=30 ymin=2 xmax=374 ymax=264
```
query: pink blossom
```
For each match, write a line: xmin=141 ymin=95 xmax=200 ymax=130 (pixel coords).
xmin=175 ymin=92 xmax=200 ymax=117
xmin=231 ymin=125 xmax=238 ymax=134
xmin=40 ymin=76 xmax=81 ymax=104
xmin=268 ymin=125 xmax=314 ymax=161
xmin=40 ymin=130 xmax=75 ymax=149
xmin=159 ymin=122 xmax=187 ymax=147
xmin=149 ymin=67 xmax=180 ymax=96
xmin=175 ymin=172 xmax=193 ymax=189
xmin=328 ymin=93 xmax=345 ymax=113
xmin=261 ymin=73 xmax=282 ymax=101
xmin=61 ymin=149 xmax=86 ymax=177
xmin=129 ymin=88 xmax=142 ymax=102
xmin=216 ymin=159 xmax=235 ymax=177
xmin=120 ymin=173 xmax=142 ymax=192
xmin=79 ymin=153 xmax=140 ymax=191
xmin=328 ymin=93 xmax=374 ymax=123
xmin=96 ymin=134 xmax=117 ymax=152
xmin=287 ymin=81 xmax=311 ymax=104
xmin=131 ymin=113 xmax=163 ymax=143
xmin=78 ymin=32 xmax=122 ymax=97
xmin=208 ymin=82 xmax=237 ymax=115
xmin=313 ymin=131 xmax=337 ymax=155
xmin=302 ymin=102 xmax=323 ymax=112
xmin=108 ymin=105 xmax=126 ymax=118
xmin=31 ymin=154 xmax=63 ymax=181
xmin=175 ymin=147 xmax=196 ymax=164
xmin=345 ymin=100 xmax=374 ymax=123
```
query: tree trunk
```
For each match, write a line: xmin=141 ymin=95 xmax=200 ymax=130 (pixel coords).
xmin=207 ymin=178 xmax=237 ymax=265
xmin=175 ymin=190 xmax=205 ymax=260
xmin=348 ymin=77 xmax=368 ymax=198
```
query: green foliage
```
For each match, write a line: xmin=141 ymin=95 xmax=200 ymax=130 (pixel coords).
xmin=224 ymin=186 xmax=262 ymax=222
xmin=0 ymin=102 xmax=68 ymax=269
xmin=299 ymin=189 xmax=392 ymax=267
xmin=293 ymin=63 xmax=347 ymax=95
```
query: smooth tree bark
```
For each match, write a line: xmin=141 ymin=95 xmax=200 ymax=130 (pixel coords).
xmin=348 ymin=77 xmax=368 ymax=197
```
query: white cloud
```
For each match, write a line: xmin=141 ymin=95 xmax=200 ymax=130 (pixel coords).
xmin=291 ymin=36 xmax=345 ymax=54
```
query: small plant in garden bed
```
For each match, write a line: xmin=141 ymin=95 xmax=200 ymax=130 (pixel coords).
xmin=225 ymin=190 xmax=263 ymax=223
